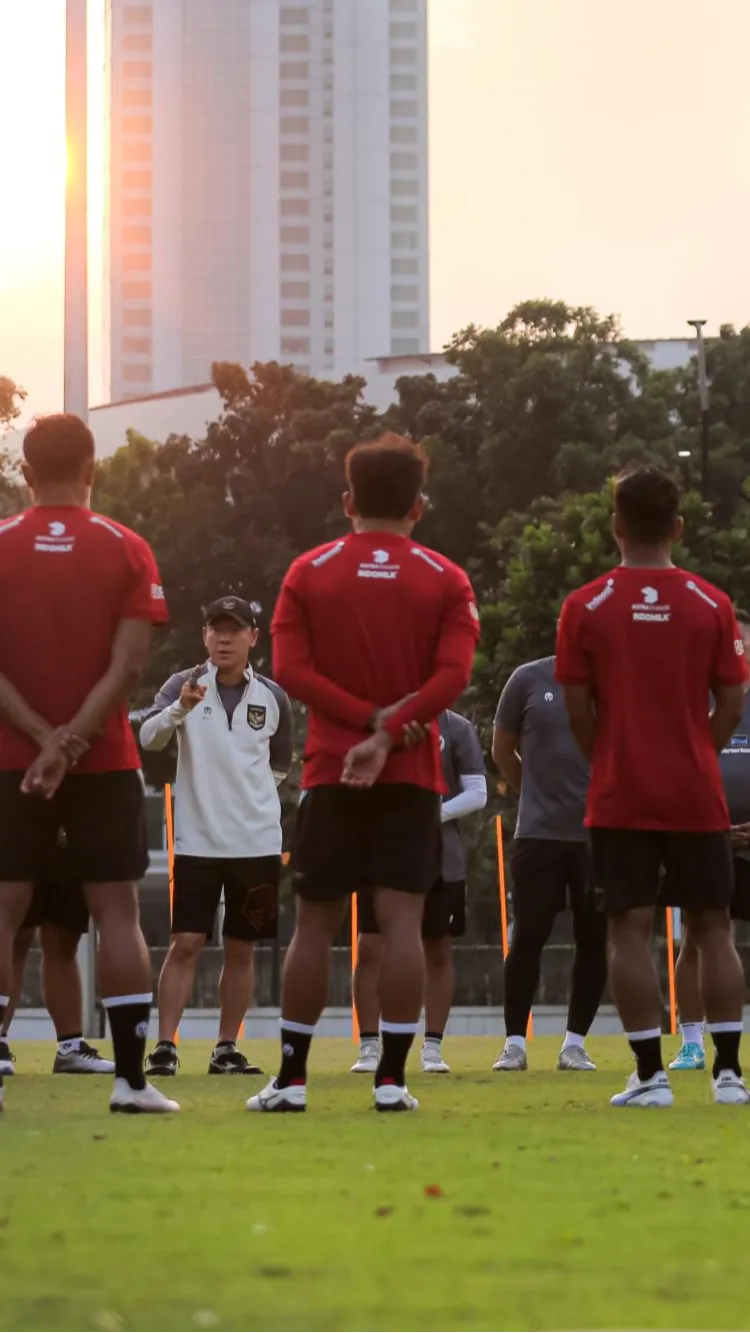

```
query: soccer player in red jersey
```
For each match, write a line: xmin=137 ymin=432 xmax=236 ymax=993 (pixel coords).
xmin=248 ymin=434 xmax=480 ymax=1113
xmin=0 ymin=414 xmax=177 ymax=1114
xmin=556 ymin=466 xmax=749 ymax=1107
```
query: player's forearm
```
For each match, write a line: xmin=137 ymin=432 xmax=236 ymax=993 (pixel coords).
xmin=711 ymin=688 xmax=745 ymax=753
xmin=272 ymin=655 xmax=374 ymax=731
xmin=493 ymin=741 xmax=522 ymax=795
xmin=65 ymin=660 xmax=142 ymax=744
xmin=139 ymin=703 xmax=186 ymax=751
xmin=0 ymin=675 xmax=53 ymax=748
xmin=380 ymin=662 xmax=472 ymax=743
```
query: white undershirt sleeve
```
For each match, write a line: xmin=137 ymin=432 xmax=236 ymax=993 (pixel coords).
xmin=441 ymin=773 xmax=488 ymax=823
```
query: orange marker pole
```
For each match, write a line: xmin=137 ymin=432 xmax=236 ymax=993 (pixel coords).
xmin=665 ymin=907 xmax=677 ymax=1037
xmin=351 ymin=894 xmax=360 ymax=1043
xmin=496 ymin=816 xmax=533 ymax=1039
xmin=164 ymin=784 xmax=179 ymax=1044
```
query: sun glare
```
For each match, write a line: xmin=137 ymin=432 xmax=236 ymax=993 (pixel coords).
xmin=0 ymin=4 xmax=66 ymax=285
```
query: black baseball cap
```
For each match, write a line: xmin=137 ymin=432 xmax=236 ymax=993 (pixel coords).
xmin=204 ymin=595 xmax=260 ymax=628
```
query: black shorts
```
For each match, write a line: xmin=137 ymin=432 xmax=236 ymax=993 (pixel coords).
xmin=293 ymin=784 xmax=442 ymax=902
xmin=0 ymin=770 xmax=148 ymax=883
xmin=20 ymin=879 xmax=88 ymax=937
xmin=172 ymin=855 xmax=280 ymax=941
xmin=732 ymin=858 xmax=750 ymax=921
xmin=358 ymin=879 xmax=466 ymax=940
xmin=593 ymin=828 xmax=734 ymax=916
xmin=510 ymin=838 xmax=594 ymax=920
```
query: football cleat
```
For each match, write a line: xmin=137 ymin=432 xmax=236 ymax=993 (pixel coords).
xmin=558 ymin=1044 xmax=596 ymax=1071
xmin=610 ymin=1070 xmax=673 ymax=1107
xmin=712 ymin=1070 xmax=750 ymax=1105
xmin=53 ymin=1041 xmax=115 ymax=1074
xmin=208 ymin=1045 xmax=263 ymax=1075
xmin=374 ymin=1082 xmax=419 ymax=1112
xmin=669 ymin=1042 xmax=706 ymax=1071
xmin=350 ymin=1039 xmax=380 ymax=1074
xmin=492 ymin=1043 xmax=528 ymax=1072
xmin=246 ymin=1078 xmax=307 ymax=1112
xmin=110 ymin=1078 xmax=180 ymax=1114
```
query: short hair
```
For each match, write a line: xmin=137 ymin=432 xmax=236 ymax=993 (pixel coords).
xmin=23 ymin=414 xmax=95 ymax=484
xmin=614 ymin=466 xmax=679 ymax=544
xmin=345 ymin=433 xmax=427 ymax=520
xmin=735 ymin=608 xmax=750 ymax=628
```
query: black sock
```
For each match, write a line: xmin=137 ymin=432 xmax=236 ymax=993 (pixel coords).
xmin=376 ymin=1027 xmax=416 ymax=1087
xmin=425 ymin=1030 xmax=443 ymax=1043
xmin=277 ymin=1026 xmax=313 ymax=1088
xmin=156 ymin=1039 xmax=176 ymax=1052
xmin=360 ymin=1031 xmax=379 ymax=1042
xmin=106 ymin=999 xmax=151 ymax=1091
xmin=628 ymin=1035 xmax=663 ymax=1082
xmin=216 ymin=1040 xmax=235 ymax=1051
xmin=710 ymin=1028 xmax=742 ymax=1078
xmin=0 ymin=1001 xmax=6 ymax=1056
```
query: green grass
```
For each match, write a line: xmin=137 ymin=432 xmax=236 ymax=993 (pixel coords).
xmin=2 ymin=1036 xmax=750 ymax=1331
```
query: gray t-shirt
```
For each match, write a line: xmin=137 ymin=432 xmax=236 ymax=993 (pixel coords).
xmin=216 ymin=680 xmax=246 ymax=725
xmin=494 ymin=657 xmax=588 ymax=842
xmin=719 ymin=691 xmax=750 ymax=859
xmin=439 ymin=710 xmax=486 ymax=881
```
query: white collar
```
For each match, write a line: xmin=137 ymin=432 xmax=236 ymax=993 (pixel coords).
xmin=205 ymin=660 xmax=253 ymax=685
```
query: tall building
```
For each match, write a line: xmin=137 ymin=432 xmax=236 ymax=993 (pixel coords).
xmin=105 ymin=0 xmax=429 ymax=400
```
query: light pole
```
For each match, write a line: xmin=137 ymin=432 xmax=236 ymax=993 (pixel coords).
xmin=687 ymin=319 xmax=709 ymax=498
xmin=64 ymin=0 xmax=89 ymax=422
xmin=66 ymin=0 xmax=97 ymax=1035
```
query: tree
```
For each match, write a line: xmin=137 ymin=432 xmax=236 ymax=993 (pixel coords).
xmin=0 ymin=376 xmax=25 ymax=432
xmin=384 ymin=301 xmax=679 ymax=594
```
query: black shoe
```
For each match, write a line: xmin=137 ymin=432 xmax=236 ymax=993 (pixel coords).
xmin=0 ymin=1038 xmax=15 ymax=1076
xmin=145 ymin=1044 xmax=179 ymax=1077
xmin=208 ymin=1045 xmax=263 ymax=1075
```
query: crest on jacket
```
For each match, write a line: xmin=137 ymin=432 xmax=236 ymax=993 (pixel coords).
xmin=247 ymin=704 xmax=266 ymax=731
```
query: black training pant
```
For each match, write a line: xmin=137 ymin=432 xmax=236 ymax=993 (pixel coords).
xmin=504 ymin=838 xmax=608 ymax=1038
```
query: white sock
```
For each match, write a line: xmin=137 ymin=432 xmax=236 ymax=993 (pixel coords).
xmin=423 ymin=1035 xmax=442 ymax=1048
xmin=562 ymin=1031 xmax=585 ymax=1050
xmin=506 ymin=1035 xmax=526 ymax=1053
xmin=680 ymin=1022 xmax=704 ymax=1049
xmin=57 ymin=1037 xmax=83 ymax=1055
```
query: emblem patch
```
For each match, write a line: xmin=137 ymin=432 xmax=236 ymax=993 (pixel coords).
xmin=247 ymin=704 xmax=266 ymax=730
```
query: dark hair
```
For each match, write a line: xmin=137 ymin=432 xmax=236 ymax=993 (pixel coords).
xmin=23 ymin=413 xmax=95 ymax=484
xmin=614 ymin=466 xmax=679 ymax=544
xmin=345 ymin=433 xmax=427 ymax=520
xmin=735 ymin=608 xmax=750 ymax=628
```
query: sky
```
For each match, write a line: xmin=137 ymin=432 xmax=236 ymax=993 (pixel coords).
xmin=2 ymin=0 xmax=750 ymax=422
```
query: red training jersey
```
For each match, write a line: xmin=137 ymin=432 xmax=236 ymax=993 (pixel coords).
xmin=271 ymin=531 xmax=480 ymax=790
xmin=0 ymin=505 xmax=168 ymax=773
xmin=556 ymin=566 xmax=748 ymax=831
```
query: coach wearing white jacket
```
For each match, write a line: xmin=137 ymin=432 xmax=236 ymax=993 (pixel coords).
xmin=140 ymin=595 xmax=293 ymax=1078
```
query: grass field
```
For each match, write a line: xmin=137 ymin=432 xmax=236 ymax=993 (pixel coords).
xmin=2 ymin=1036 xmax=750 ymax=1332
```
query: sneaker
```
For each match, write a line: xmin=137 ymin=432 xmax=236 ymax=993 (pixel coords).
xmin=611 ymin=1070 xmax=673 ymax=1107
xmin=110 ymin=1078 xmax=180 ymax=1114
xmin=558 ymin=1044 xmax=596 ymax=1071
xmin=0 ymin=1039 xmax=15 ymax=1076
xmin=246 ymin=1078 xmax=307 ymax=1112
xmin=208 ymin=1045 xmax=263 ymax=1075
xmin=350 ymin=1039 xmax=380 ymax=1073
xmin=374 ymin=1082 xmax=419 ymax=1112
xmin=421 ymin=1043 xmax=450 ymax=1074
xmin=669 ymin=1041 xmax=706 ymax=1071
xmin=712 ymin=1070 xmax=750 ymax=1105
xmin=145 ymin=1044 xmax=179 ymax=1077
xmin=53 ymin=1041 xmax=115 ymax=1074
xmin=492 ymin=1043 xmax=528 ymax=1072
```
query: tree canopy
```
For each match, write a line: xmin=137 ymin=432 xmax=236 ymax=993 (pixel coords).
xmin=81 ymin=300 xmax=750 ymax=928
